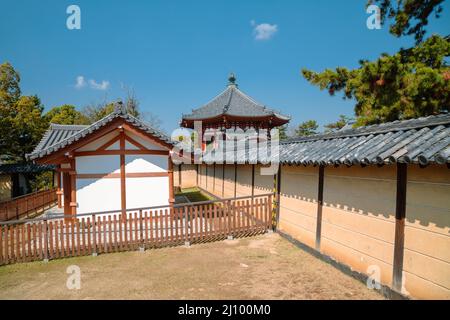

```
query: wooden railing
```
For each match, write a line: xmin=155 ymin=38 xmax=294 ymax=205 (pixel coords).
xmin=0 ymin=188 xmax=58 ymax=222
xmin=0 ymin=194 xmax=272 ymax=266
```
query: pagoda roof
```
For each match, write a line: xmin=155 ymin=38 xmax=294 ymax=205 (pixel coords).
xmin=181 ymin=74 xmax=290 ymax=125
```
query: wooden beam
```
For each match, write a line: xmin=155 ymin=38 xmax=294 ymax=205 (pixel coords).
xmin=315 ymin=165 xmax=325 ymax=250
xmin=121 ymin=122 xmax=172 ymax=150
xmin=120 ymin=133 xmax=126 ymax=217
xmin=392 ymin=163 xmax=407 ymax=293
xmin=124 ymin=133 xmax=147 ymax=151
xmin=96 ymin=133 xmax=121 ymax=151
xmin=75 ymin=150 xmax=169 ymax=157
xmin=206 ymin=165 xmax=208 ymax=191
xmin=76 ymin=172 xmax=169 ymax=179
xmin=178 ymin=164 xmax=182 ymax=188
xmin=70 ymin=158 xmax=77 ymax=216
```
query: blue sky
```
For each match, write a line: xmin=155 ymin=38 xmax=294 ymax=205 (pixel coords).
xmin=1 ymin=0 xmax=449 ymax=133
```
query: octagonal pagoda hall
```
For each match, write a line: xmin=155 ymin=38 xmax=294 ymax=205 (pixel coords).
xmin=180 ymin=74 xmax=291 ymax=150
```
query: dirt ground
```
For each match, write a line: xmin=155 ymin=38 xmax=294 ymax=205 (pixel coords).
xmin=0 ymin=233 xmax=383 ymax=300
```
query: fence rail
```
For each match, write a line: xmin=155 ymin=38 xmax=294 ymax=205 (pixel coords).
xmin=0 ymin=194 xmax=272 ymax=266
xmin=0 ymin=188 xmax=57 ymax=222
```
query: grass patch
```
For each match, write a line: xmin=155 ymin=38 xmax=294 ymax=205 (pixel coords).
xmin=176 ymin=187 xmax=215 ymax=203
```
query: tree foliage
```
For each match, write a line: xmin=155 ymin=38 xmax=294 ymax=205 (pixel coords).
xmin=278 ymin=124 xmax=289 ymax=140
xmin=369 ymin=0 xmax=445 ymax=43
xmin=0 ymin=63 xmax=47 ymax=161
xmin=295 ymin=120 xmax=318 ymax=137
xmin=44 ymin=104 xmax=90 ymax=125
xmin=324 ymin=115 xmax=354 ymax=133
xmin=302 ymin=35 xmax=450 ymax=126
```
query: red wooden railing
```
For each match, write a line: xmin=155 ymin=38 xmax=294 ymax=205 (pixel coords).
xmin=0 ymin=188 xmax=58 ymax=221
xmin=0 ymin=194 xmax=273 ymax=266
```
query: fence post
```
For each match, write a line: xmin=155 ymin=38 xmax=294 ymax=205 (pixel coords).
xmin=227 ymin=200 xmax=233 ymax=240
xmin=184 ymin=206 xmax=190 ymax=247
xmin=92 ymin=214 xmax=97 ymax=256
xmin=139 ymin=210 xmax=144 ymax=252
xmin=43 ymin=219 xmax=49 ymax=262
xmin=267 ymin=194 xmax=273 ymax=232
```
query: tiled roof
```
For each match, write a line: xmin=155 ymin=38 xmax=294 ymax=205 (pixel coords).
xmin=0 ymin=163 xmax=55 ymax=174
xmin=182 ymin=79 xmax=290 ymax=122
xmin=28 ymin=105 xmax=174 ymax=160
xmin=201 ymin=114 xmax=450 ymax=166
xmin=280 ymin=113 xmax=450 ymax=166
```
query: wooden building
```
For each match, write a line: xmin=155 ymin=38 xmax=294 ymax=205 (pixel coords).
xmin=28 ymin=103 xmax=175 ymax=217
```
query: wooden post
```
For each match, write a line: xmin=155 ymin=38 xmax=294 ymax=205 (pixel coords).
xmin=392 ymin=163 xmax=407 ymax=293
xmin=168 ymin=159 xmax=175 ymax=205
xmin=92 ymin=214 xmax=97 ymax=255
xmin=178 ymin=164 xmax=182 ymax=188
xmin=273 ymin=163 xmax=282 ymax=230
xmin=315 ymin=165 xmax=325 ymax=251
xmin=251 ymin=164 xmax=255 ymax=198
xmin=222 ymin=164 xmax=225 ymax=198
xmin=196 ymin=164 xmax=199 ymax=187
xmin=234 ymin=163 xmax=237 ymax=198
xmin=120 ymin=131 xmax=126 ymax=219
xmin=205 ymin=165 xmax=208 ymax=190
xmin=56 ymin=167 xmax=62 ymax=208
xmin=69 ymin=158 xmax=77 ymax=217
xmin=63 ymin=172 xmax=71 ymax=218
xmin=213 ymin=163 xmax=216 ymax=193
xmin=43 ymin=219 xmax=49 ymax=262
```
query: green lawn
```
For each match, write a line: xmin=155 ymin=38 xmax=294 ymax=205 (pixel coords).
xmin=175 ymin=187 xmax=215 ymax=203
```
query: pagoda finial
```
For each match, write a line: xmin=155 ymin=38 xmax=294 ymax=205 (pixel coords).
xmin=228 ymin=72 xmax=237 ymax=87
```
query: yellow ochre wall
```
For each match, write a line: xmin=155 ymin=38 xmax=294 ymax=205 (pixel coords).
xmin=403 ymin=165 xmax=450 ymax=299
xmin=0 ymin=174 xmax=12 ymax=202
xmin=191 ymin=162 xmax=450 ymax=299
xmin=174 ymin=164 xmax=197 ymax=189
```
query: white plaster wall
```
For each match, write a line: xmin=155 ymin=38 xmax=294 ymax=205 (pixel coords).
xmin=76 ymin=155 xmax=120 ymax=174
xmin=76 ymin=178 xmax=121 ymax=214
xmin=125 ymin=155 xmax=168 ymax=173
xmin=77 ymin=131 xmax=119 ymax=151
xmin=126 ymin=131 xmax=165 ymax=151
xmin=126 ymin=177 xmax=169 ymax=209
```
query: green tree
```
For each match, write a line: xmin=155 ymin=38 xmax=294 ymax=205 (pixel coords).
xmin=302 ymin=35 xmax=450 ymax=126
xmin=295 ymin=120 xmax=318 ymax=137
xmin=82 ymin=101 xmax=116 ymax=123
xmin=10 ymin=95 xmax=47 ymax=161
xmin=0 ymin=63 xmax=47 ymax=161
xmin=369 ymin=0 xmax=445 ymax=43
xmin=324 ymin=115 xmax=354 ymax=133
xmin=44 ymin=104 xmax=90 ymax=125
xmin=278 ymin=124 xmax=289 ymax=140
xmin=0 ymin=62 xmax=20 ymax=106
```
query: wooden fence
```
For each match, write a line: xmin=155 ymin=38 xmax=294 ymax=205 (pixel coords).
xmin=0 ymin=194 xmax=272 ymax=266
xmin=0 ymin=188 xmax=57 ymax=222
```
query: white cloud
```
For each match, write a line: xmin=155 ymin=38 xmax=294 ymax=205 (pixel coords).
xmin=251 ymin=21 xmax=278 ymax=40
xmin=75 ymin=76 xmax=86 ymax=89
xmin=74 ymin=76 xmax=110 ymax=90
xmin=88 ymin=79 xmax=110 ymax=90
